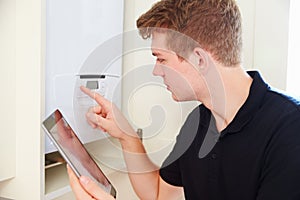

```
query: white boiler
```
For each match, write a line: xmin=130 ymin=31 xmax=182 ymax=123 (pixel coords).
xmin=45 ymin=0 xmax=123 ymax=153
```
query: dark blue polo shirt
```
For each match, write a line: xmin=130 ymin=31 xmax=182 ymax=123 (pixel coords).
xmin=160 ymin=71 xmax=300 ymax=200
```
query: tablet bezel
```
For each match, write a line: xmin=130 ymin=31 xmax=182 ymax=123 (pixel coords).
xmin=42 ymin=109 xmax=117 ymax=197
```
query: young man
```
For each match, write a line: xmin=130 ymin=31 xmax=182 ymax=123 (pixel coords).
xmin=68 ymin=0 xmax=300 ymax=199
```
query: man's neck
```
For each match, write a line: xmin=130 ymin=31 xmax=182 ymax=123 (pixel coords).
xmin=201 ymin=65 xmax=253 ymax=132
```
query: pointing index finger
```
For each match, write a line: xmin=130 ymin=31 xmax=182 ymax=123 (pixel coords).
xmin=80 ymin=86 xmax=109 ymax=108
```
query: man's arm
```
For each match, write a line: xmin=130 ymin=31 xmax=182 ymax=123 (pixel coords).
xmin=119 ymin=134 xmax=184 ymax=199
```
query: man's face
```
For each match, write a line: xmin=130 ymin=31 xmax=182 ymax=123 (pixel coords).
xmin=151 ymin=32 xmax=199 ymax=102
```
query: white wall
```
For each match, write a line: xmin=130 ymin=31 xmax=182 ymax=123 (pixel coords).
xmin=286 ymin=0 xmax=300 ymax=96
xmin=236 ymin=0 xmax=256 ymax=70
xmin=235 ymin=0 xmax=290 ymax=90
xmin=253 ymin=0 xmax=290 ymax=90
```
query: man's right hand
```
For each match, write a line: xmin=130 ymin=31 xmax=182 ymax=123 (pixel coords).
xmin=80 ymin=86 xmax=137 ymax=141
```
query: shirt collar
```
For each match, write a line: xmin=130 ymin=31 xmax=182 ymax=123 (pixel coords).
xmin=220 ymin=71 xmax=270 ymax=136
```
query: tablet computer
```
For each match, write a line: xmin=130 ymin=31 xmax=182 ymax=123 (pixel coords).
xmin=42 ymin=109 xmax=116 ymax=197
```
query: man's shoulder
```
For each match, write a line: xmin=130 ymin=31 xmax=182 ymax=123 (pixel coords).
xmin=260 ymin=89 xmax=300 ymax=145
xmin=264 ymin=88 xmax=300 ymax=116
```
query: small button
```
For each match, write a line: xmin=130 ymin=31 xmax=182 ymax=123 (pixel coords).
xmin=211 ymin=153 xmax=217 ymax=159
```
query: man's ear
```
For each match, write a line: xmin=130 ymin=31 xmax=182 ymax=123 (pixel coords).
xmin=189 ymin=47 xmax=209 ymax=74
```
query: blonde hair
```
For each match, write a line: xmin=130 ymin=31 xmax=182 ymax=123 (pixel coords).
xmin=137 ymin=0 xmax=243 ymax=66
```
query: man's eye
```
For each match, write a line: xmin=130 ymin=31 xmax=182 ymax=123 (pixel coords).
xmin=157 ymin=58 xmax=165 ymax=63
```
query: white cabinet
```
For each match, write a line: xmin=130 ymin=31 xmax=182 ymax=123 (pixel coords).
xmin=0 ymin=0 xmax=44 ymax=199
xmin=0 ymin=0 xmax=16 ymax=183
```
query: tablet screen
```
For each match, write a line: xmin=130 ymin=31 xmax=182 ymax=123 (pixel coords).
xmin=42 ymin=109 xmax=116 ymax=197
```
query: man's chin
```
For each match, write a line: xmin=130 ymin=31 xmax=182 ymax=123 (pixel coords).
xmin=171 ymin=93 xmax=181 ymax=102
xmin=171 ymin=93 xmax=195 ymax=102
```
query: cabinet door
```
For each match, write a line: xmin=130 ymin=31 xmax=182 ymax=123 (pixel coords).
xmin=0 ymin=0 xmax=16 ymax=182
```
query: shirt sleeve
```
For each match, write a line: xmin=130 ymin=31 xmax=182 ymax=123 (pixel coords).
xmin=160 ymin=154 xmax=182 ymax=186
xmin=159 ymin=106 xmax=201 ymax=187
xmin=256 ymin=110 xmax=300 ymax=200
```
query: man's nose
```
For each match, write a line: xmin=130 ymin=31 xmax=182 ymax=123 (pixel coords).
xmin=152 ymin=63 xmax=164 ymax=77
